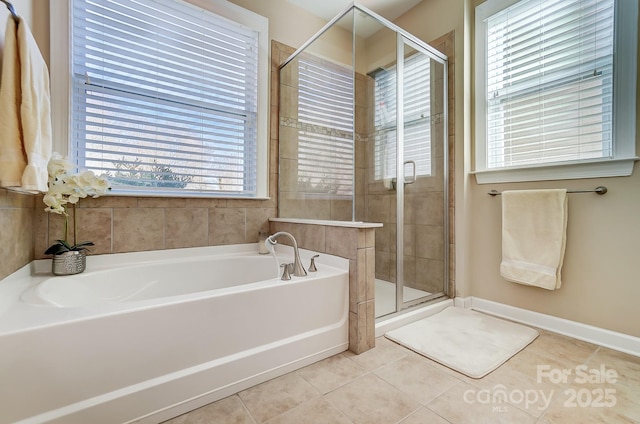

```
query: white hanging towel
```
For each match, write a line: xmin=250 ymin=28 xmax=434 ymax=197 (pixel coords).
xmin=0 ymin=16 xmax=52 ymax=193
xmin=500 ymin=189 xmax=568 ymax=290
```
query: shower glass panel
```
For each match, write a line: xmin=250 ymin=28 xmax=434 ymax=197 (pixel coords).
xmin=278 ymin=4 xmax=448 ymax=320
xmin=278 ymin=10 xmax=356 ymax=221
xmin=398 ymin=38 xmax=448 ymax=313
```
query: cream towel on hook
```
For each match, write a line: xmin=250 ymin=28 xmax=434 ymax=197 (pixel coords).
xmin=0 ymin=16 xmax=52 ymax=193
xmin=500 ymin=189 xmax=568 ymax=290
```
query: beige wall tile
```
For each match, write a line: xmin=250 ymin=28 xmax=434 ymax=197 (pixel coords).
xmin=165 ymin=208 xmax=208 ymax=249
xmin=349 ymin=259 xmax=358 ymax=313
xmin=209 ymin=208 xmax=246 ymax=245
xmin=325 ymin=227 xmax=357 ymax=260
xmin=33 ymin=206 xmax=49 ymax=259
xmin=330 ymin=199 xmax=353 ymax=221
xmin=415 ymin=257 xmax=444 ymax=293
xmin=138 ymin=197 xmax=187 ymax=208
xmin=348 ymin=311 xmax=359 ymax=354
xmin=415 ymin=224 xmax=444 ymax=260
xmin=184 ymin=198 xmax=228 ymax=208
xmin=245 ymin=207 xmax=276 ymax=243
xmin=77 ymin=196 xmax=138 ymax=208
xmin=279 ymin=126 xmax=299 ymax=160
xmin=365 ymin=300 xmax=375 ymax=350
xmin=47 ymin=209 xmax=74 ymax=247
xmin=113 ymin=208 xmax=165 ymax=252
xmin=76 ymin=208 xmax=112 ymax=255
xmin=365 ymin=247 xmax=375 ymax=300
xmin=414 ymin=191 xmax=445 ymax=226
xmin=356 ymin=248 xmax=366 ymax=303
xmin=0 ymin=207 xmax=33 ymax=280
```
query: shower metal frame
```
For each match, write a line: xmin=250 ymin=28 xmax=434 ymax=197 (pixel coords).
xmin=279 ymin=2 xmax=449 ymax=317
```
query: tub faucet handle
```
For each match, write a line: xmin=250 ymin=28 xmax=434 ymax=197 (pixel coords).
xmin=280 ymin=263 xmax=293 ymax=280
xmin=309 ymin=255 xmax=319 ymax=272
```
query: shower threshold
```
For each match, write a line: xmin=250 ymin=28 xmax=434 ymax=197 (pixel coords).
xmin=375 ymin=295 xmax=453 ymax=337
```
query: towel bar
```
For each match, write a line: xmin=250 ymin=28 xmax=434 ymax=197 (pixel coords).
xmin=488 ymin=186 xmax=607 ymax=196
xmin=1 ymin=0 xmax=18 ymax=21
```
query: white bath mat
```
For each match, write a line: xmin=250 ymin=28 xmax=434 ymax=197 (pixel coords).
xmin=385 ymin=307 xmax=538 ymax=378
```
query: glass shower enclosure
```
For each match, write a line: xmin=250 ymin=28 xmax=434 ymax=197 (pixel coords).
xmin=278 ymin=3 xmax=448 ymax=319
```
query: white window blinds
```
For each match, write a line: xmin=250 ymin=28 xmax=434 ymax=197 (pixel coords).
xmin=374 ymin=53 xmax=432 ymax=180
xmin=72 ymin=0 xmax=261 ymax=195
xmin=297 ymin=56 xmax=354 ymax=197
xmin=485 ymin=0 xmax=614 ymax=169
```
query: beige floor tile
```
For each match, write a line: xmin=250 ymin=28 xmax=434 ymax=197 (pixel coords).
xmin=501 ymin=348 xmax=580 ymax=382
xmin=427 ymin=382 xmax=537 ymax=424
xmin=238 ymin=372 xmax=320 ymax=423
xmin=398 ymin=407 xmax=450 ymax=424
xmin=325 ymin=373 xmax=420 ymax=424
xmin=398 ymin=348 xmax=479 ymax=385
xmin=264 ymin=397 xmax=352 ymax=424
xmin=611 ymin=380 xmax=640 ymax=422
xmin=525 ymin=329 xmax=598 ymax=367
xmin=162 ymin=395 xmax=256 ymax=424
xmin=540 ymin=377 xmax=640 ymax=424
xmin=296 ymin=353 xmax=367 ymax=394
xmin=470 ymin=360 xmax=567 ymax=417
xmin=374 ymin=354 xmax=461 ymax=405
xmin=587 ymin=347 xmax=640 ymax=391
xmin=541 ymin=389 xmax=636 ymax=424
xmin=344 ymin=336 xmax=408 ymax=371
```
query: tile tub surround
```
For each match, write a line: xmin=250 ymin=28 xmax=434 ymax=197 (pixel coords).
xmin=269 ymin=219 xmax=379 ymax=354
xmin=0 ymin=189 xmax=35 ymax=281
xmin=33 ymin=196 xmax=277 ymax=258
xmin=164 ymin=330 xmax=640 ymax=424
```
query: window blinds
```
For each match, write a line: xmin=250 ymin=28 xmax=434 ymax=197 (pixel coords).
xmin=374 ymin=53 xmax=432 ymax=180
xmin=297 ymin=56 xmax=354 ymax=196
xmin=486 ymin=0 xmax=614 ymax=169
xmin=72 ymin=0 xmax=260 ymax=195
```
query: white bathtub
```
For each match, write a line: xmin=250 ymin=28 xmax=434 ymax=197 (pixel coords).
xmin=0 ymin=244 xmax=349 ymax=424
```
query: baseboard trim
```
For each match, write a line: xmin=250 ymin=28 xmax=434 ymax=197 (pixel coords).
xmin=457 ymin=297 xmax=640 ymax=357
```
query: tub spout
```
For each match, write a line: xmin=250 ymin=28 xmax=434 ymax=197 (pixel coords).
xmin=266 ymin=232 xmax=307 ymax=277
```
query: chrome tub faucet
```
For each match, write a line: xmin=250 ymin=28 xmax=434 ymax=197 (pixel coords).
xmin=266 ymin=231 xmax=307 ymax=277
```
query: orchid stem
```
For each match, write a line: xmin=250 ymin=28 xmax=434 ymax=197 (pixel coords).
xmin=72 ymin=203 xmax=77 ymax=246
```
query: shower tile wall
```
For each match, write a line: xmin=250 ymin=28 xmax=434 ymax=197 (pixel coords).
xmin=0 ymin=189 xmax=34 ymax=281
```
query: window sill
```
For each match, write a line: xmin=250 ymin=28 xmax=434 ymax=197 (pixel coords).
xmin=472 ymin=157 xmax=639 ymax=184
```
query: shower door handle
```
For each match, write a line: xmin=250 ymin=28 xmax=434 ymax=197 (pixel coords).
xmin=391 ymin=160 xmax=417 ymax=190
xmin=404 ymin=160 xmax=416 ymax=184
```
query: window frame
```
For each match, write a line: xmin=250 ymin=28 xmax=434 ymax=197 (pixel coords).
xmin=474 ymin=0 xmax=638 ymax=184
xmin=50 ymin=0 xmax=270 ymax=198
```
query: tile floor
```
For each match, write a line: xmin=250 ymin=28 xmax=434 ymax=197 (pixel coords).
xmin=164 ymin=329 xmax=640 ymax=424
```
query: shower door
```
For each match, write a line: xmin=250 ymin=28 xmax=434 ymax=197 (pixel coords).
xmin=375 ymin=35 xmax=448 ymax=318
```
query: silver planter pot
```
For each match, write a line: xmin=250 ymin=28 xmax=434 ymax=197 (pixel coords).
xmin=52 ymin=251 xmax=87 ymax=276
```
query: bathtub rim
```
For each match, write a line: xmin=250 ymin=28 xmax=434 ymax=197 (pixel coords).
xmin=0 ymin=244 xmax=349 ymax=337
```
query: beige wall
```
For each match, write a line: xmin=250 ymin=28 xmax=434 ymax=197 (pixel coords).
xmin=462 ymin=0 xmax=640 ymax=337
